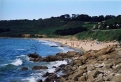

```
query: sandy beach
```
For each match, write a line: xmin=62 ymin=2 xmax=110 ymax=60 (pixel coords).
xmin=40 ymin=38 xmax=118 ymax=51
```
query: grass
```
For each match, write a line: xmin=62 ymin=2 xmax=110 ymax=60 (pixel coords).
xmin=76 ymin=30 xmax=121 ymax=41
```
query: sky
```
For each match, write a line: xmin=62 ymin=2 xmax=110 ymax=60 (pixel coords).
xmin=0 ymin=0 xmax=121 ymax=20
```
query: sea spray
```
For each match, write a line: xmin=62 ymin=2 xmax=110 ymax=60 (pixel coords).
xmin=11 ymin=58 xmax=23 ymax=66
xmin=22 ymin=76 xmax=37 ymax=82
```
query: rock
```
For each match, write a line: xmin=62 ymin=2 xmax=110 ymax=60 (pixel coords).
xmin=44 ymin=77 xmax=51 ymax=82
xmin=50 ymin=45 xmax=58 ymax=47
xmin=28 ymin=52 xmax=41 ymax=58
xmin=37 ymin=79 xmax=43 ymax=82
xmin=112 ymin=75 xmax=121 ymax=82
xmin=105 ymin=64 xmax=113 ymax=69
xmin=42 ymin=72 xmax=51 ymax=77
xmin=99 ymin=54 xmax=111 ymax=61
xmin=56 ymin=55 xmax=63 ymax=60
xmin=93 ymin=70 xmax=103 ymax=78
xmin=67 ymin=51 xmax=82 ymax=58
xmin=59 ymin=76 xmax=66 ymax=82
xmin=94 ymin=74 xmax=103 ymax=82
xmin=26 ymin=44 xmax=121 ymax=82
xmin=43 ymin=73 xmax=58 ymax=82
xmin=79 ymin=65 xmax=87 ymax=70
xmin=72 ymin=66 xmax=77 ymax=71
xmin=27 ymin=52 xmax=43 ymax=62
xmin=32 ymin=66 xmax=48 ymax=70
xmin=95 ymin=45 xmax=115 ymax=57
xmin=87 ymin=73 xmax=94 ymax=82
xmin=78 ymin=76 xmax=86 ymax=81
xmin=20 ymin=67 xmax=28 ymax=71
xmin=43 ymin=55 xmax=57 ymax=62
xmin=113 ymin=65 xmax=121 ymax=73
xmin=60 ymin=44 xmax=65 ymax=47
xmin=106 ymin=46 xmax=115 ymax=54
xmin=104 ymin=74 xmax=114 ymax=81
xmin=73 ymin=59 xmax=83 ymax=66
xmin=87 ymin=65 xmax=95 ymax=71
xmin=59 ymin=64 xmax=66 ymax=68
xmin=86 ymin=59 xmax=97 ymax=64
xmin=52 ymin=66 xmax=56 ymax=68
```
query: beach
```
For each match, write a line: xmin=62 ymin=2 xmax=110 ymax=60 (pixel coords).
xmin=41 ymin=38 xmax=118 ymax=51
xmin=33 ymin=38 xmax=121 ymax=82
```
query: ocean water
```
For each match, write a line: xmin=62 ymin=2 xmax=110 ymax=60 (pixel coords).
xmin=0 ymin=38 xmax=76 ymax=82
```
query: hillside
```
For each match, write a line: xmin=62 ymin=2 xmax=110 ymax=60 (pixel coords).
xmin=0 ymin=14 xmax=121 ymax=41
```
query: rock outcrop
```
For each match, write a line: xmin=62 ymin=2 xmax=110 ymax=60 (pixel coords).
xmin=27 ymin=51 xmax=82 ymax=62
xmin=27 ymin=44 xmax=121 ymax=82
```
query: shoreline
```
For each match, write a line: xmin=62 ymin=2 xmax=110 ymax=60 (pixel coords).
xmin=1 ymin=37 xmax=121 ymax=82
xmin=1 ymin=37 xmax=118 ymax=52
xmin=39 ymin=38 xmax=119 ymax=52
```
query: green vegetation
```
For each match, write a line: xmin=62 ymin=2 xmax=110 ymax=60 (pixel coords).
xmin=0 ymin=14 xmax=121 ymax=41
xmin=76 ymin=30 xmax=121 ymax=41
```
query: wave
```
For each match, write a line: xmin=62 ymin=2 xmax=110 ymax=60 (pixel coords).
xmin=57 ymin=47 xmax=64 ymax=50
xmin=41 ymin=41 xmax=58 ymax=47
xmin=22 ymin=76 xmax=37 ymax=82
xmin=16 ymin=55 xmax=26 ymax=58
xmin=47 ymin=60 xmax=67 ymax=73
xmin=38 ymin=40 xmax=48 ymax=43
xmin=57 ymin=46 xmax=74 ymax=53
xmin=11 ymin=58 xmax=23 ymax=66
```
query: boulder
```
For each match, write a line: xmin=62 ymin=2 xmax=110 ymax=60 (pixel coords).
xmin=43 ymin=55 xmax=56 ymax=62
xmin=42 ymin=72 xmax=52 ymax=77
xmin=20 ymin=67 xmax=28 ymax=71
xmin=43 ymin=73 xmax=58 ymax=82
xmin=73 ymin=59 xmax=83 ymax=66
xmin=78 ymin=76 xmax=86 ymax=81
xmin=32 ymin=66 xmax=48 ymax=70
xmin=95 ymin=74 xmax=104 ymax=82
xmin=37 ymin=79 xmax=43 ymax=82
xmin=112 ymin=75 xmax=121 ymax=82
xmin=59 ymin=76 xmax=66 ymax=82
xmin=27 ymin=52 xmax=43 ymax=62
xmin=28 ymin=52 xmax=41 ymax=58
xmin=66 ymin=51 xmax=82 ymax=57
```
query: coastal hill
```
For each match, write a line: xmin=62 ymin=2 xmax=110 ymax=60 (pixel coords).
xmin=0 ymin=14 xmax=121 ymax=41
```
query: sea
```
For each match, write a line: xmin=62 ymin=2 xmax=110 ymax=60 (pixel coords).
xmin=0 ymin=38 xmax=78 ymax=82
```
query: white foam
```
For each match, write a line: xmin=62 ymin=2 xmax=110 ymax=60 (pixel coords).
xmin=41 ymin=41 xmax=58 ymax=46
xmin=22 ymin=76 xmax=37 ymax=82
xmin=57 ymin=47 xmax=64 ymax=51
xmin=47 ymin=68 xmax=56 ymax=73
xmin=53 ymin=60 xmax=67 ymax=66
xmin=16 ymin=49 xmax=25 ymax=50
xmin=47 ymin=60 xmax=67 ymax=73
xmin=57 ymin=46 xmax=74 ymax=53
xmin=38 ymin=40 xmax=48 ymax=43
xmin=16 ymin=55 xmax=26 ymax=58
xmin=11 ymin=58 xmax=23 ymax=66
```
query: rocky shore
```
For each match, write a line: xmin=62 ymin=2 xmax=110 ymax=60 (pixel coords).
xmin=25 ymin=43 xmax=121 ymax=82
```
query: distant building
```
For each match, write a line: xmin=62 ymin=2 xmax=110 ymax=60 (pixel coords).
xmin=116 ymin=24 xmax=120 ymax=27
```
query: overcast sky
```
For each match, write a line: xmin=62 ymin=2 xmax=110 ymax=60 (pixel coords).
xmin=0 ymin=0 xmax=121 ymax=20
